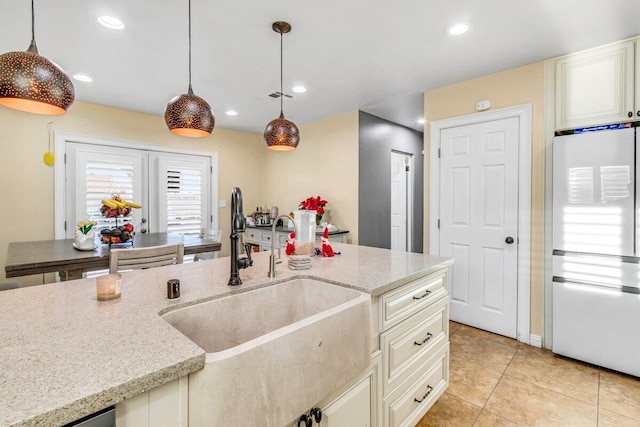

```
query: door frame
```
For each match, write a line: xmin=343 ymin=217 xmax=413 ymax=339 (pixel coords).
xmin=53 ymin=133 xmax=218 ymax=240
xmin=391 ymin=150 xmax=414 ymax=251
xmin=429 ymin=104 xmax=532 ymax=344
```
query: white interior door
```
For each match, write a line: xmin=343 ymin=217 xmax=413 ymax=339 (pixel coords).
xmin=391 ymin=151 xmax=410 ymax=251
xmin=439 ymin=117 xmax=519 ymax=338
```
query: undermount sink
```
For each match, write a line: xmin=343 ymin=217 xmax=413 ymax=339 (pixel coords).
xmin=161 ymin=277 xmax=371 ymax=426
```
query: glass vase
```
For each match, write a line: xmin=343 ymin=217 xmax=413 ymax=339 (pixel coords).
xmin=293 ymin=210 xmax=316 ymax=256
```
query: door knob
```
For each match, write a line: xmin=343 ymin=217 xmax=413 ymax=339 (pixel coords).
xmin=505 ymin=236 xmax=514 ymax=244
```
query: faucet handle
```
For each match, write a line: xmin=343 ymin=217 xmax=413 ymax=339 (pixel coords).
xmin=244 ymin=243 xmax=253 ymax=260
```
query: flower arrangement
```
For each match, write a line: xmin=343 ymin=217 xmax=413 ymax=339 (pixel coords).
xmin=77 ymin=219 xmax=97 ymax=235
xmin=299 ymin=196 xmax=328 ymax=224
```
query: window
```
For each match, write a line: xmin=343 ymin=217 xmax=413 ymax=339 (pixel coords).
xmin=55 ymin=134 xmax=217 ymax=242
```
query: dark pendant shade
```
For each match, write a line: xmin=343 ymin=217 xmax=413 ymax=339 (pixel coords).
xmin=264 ymin=21 xmax=299 ymax=151
xmin=0 ymin=43 xmax=75 ymax=115
xmin=264 ymin=112 xmax=300 ymax=151
xmin=164 ymin=86 xmax=215 ymax=138
xmin=164 ymin=0 xmax=214 ymax=138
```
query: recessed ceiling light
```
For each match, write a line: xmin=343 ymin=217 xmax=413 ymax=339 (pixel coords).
xmin=416 ymin=118 xmax=425 ymax=124
xmin=446 ymin=22 xmax=470 ymax=36
xmin=96 ymin=15 xmax=125 ymax=30
xmin=72 ymin=74 xmax=93 ymax=83
xmin=225 ymin=110 xmax=238 ymax=116
xmin=292 ymin=86 xmax=307 ymax=93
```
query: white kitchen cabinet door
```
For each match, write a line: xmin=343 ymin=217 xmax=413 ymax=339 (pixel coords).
xmin=115 ymin=376 xmax=188 ymax=427
xmin=555 ymin=40 xmax=635 ymax=130
xmin=317 ymin=354 xmax=381 ymax=427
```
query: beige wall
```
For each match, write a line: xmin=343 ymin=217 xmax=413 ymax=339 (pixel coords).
xmin=262 ymin=111 xmax=359 ymax=244
xmin=0 ymin=101 xmax=263 ymax=285
xmin=424 ymin=62 xmax=545 ymax=336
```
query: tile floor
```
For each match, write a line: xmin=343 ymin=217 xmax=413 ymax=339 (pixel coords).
xmin=418 ymin=321 xmax=640 ymax=426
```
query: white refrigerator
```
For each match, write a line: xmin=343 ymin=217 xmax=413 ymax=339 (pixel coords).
xmin=552 ymin=126 xmax=640 ymax=377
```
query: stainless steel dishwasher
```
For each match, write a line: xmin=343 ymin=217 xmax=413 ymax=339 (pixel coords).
xmin=62 ymin=406 xmax=115 ymax=427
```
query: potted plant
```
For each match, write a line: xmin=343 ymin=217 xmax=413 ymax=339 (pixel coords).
xmin=75 ymin=219 xmax=97 ymax=250
xmin=299 ymin=196 xmax=328 ymax=226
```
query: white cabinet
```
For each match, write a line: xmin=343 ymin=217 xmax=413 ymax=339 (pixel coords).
xmin=315 ymin=353 xmax=382 ymax=427
xmin=312 ymin=269 xmax=450 ymax=427
xmin=378 ymin=270 xmax=449 ymax=427
xmin=555 ymin=40 xmax=637 ymax=130
xmin=115 ymin=377 xmax=188 ymax=427
xmin=245 ymin=227 xmax=349 ymax=251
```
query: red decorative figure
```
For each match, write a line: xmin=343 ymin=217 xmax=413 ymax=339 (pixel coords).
xmin=285 ymin=231 xmax=296 ymax=255
xmin=321 ymin=227 xmax=335 ymax=257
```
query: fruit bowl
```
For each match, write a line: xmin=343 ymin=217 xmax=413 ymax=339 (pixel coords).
xmin=100 ymin=223 xmax=135 ymax=245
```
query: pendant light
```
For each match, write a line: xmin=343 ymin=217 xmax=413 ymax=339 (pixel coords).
xmin=164 ymin=0 xmax=214 ymax=138
xmin=264 ymin=21 xmax=300 ymax=151
xmin=0 ymin=0 xmax=75 ymax=115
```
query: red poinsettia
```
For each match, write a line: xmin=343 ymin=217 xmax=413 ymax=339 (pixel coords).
xmin=299 ymin=196 xmax=328 ymax=215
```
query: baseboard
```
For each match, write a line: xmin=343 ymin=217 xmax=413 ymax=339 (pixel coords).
xmin=529 ymin=334 xmax=543 ymax=348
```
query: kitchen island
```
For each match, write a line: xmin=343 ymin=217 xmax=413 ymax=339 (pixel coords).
xmin=0 ymin=243 xmax=451 ymax=427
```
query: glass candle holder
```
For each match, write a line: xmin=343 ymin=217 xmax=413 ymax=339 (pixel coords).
xmin=96 ymin=273 xmax=122 ymax=301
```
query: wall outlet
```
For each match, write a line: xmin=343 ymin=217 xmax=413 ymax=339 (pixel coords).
xmin=219 ymin=200 xmax=227 ymax=208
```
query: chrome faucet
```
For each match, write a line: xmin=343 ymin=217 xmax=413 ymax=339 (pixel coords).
xmin=228 ymin=187 xmax=253 ymax=286
xmin=268 ymin=215 xmax=297 ymax=278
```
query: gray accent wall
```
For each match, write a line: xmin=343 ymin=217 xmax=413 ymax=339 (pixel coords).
xmin=358 ymin=111 xmax=424 ymax=253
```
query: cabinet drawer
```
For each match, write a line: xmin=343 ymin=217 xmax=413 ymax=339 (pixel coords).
xmin=245 ymin=230 xmax=260 ymax=243
xmin=383 ymin=344 xmax=448 ymax=427
xmin=260 ymin=231 xmax=273 ymax=244
xmin=380 ymin=271 xmax=447 ymax=331
xmin=381 ymin=296 xmax=448 ymax=394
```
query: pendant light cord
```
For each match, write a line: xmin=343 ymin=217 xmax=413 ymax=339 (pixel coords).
xmin=188 ymin=0 xmax=193 ymax=92
xmin=280 ymin=32 xmax=284 ymax=116
xmin=31 ymin=0 xmax=35 ymax=42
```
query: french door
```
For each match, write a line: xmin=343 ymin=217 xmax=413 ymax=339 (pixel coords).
xmin=63 ymin=141 xmax=212 ymax=239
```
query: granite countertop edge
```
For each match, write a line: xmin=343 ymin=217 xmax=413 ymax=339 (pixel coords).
xmin=11 ymin=354 xmax=205 ymax=427
xmin=0 ymin=243 xmax=451 ymax=426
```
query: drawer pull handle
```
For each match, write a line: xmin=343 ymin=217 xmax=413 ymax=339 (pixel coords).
xmin=412 ymin=290 xmax=431 ymax=300
xmin=414 ymin=385 xmax=434 ymax=403
xmin=414 ymin=332 xmax=433 ymax=346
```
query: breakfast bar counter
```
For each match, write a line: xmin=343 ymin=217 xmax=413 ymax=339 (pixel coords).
xmin=0 ymin=243 xmax=451 ymax=426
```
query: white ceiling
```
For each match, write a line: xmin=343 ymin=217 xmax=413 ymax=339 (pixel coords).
xmin=1 ymin=0 xmax=639 ymax=134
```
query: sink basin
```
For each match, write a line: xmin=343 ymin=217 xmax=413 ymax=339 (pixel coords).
xmin=161 ymin=277 xmax=371 ymax=426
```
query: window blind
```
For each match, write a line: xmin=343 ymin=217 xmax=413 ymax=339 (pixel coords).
xmin=85 ymin=160 xmax=135 ymax=229
xmin=166 ymin=167 xmax=203 ymax=235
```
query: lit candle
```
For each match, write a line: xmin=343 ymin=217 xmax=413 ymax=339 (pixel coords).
xmin=96 ymin=274 xmax=122 ymax=301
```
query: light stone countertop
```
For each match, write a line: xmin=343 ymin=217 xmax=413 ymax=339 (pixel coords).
xmin=0 ymin=243 xmax=451 ymax=427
